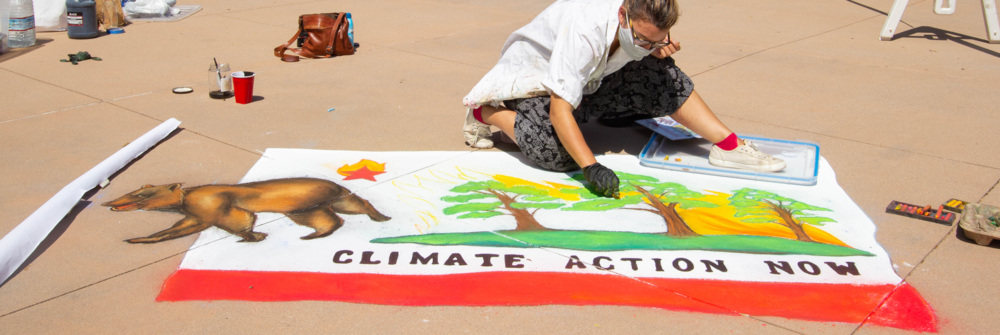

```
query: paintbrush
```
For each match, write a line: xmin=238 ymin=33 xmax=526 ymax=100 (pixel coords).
xmin=213 ymin=57 xmax=224 ymax=90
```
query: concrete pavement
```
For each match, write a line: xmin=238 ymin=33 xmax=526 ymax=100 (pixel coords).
xmin=2 ymin=0 xmax=999 ymax=333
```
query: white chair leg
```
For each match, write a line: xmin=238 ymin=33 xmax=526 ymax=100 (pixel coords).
xmin=984 ymin=0 xmax=1000 ymax=43
xmin=935 ymin=0 xmax=957 ymax=15
xmin=881 ymin=0 xmax=911 ymax=41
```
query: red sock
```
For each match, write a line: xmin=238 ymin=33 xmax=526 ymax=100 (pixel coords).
xmin=472 ymin=107 xmax=488 ymax=125
xmin=715 ymin=133 xmax=739 ymax=151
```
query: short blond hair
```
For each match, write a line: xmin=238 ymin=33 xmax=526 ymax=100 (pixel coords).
xmin=625 ymin=0 xmax=679 ymax=30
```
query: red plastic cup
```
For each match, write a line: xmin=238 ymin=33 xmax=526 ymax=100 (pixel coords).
xmin=232 ymin=71 xmax=255 ymax=104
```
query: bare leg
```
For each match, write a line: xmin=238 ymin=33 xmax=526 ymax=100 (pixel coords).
xmin=669 ymin=90 xmax=734 ymax=144
xmin=480 ymin=105 xmax=518 ymax=145
xmin=676 ymin=90 xmax=786 ymax=172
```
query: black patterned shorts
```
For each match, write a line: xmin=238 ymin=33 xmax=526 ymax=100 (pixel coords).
xmin=505 ymin=56 xmax=694 ymax=172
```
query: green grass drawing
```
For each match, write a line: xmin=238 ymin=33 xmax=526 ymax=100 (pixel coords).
xmin=372 ymin=230 xmax=874 ymax=257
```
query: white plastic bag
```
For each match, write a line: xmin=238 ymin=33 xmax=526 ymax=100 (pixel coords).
xmin=122 ymin=0 xmax=179 ymax=18
xmin=34 ymin=0 xmax=68 ymax=31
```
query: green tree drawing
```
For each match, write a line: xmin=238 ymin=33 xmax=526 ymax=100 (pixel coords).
xmin=729 ymin=188 xmax=835 ymax=242
xmin=563 ymin=172 xmax=717 ymax=237
xmin=441 ymin=179 xmax=566 ymax=231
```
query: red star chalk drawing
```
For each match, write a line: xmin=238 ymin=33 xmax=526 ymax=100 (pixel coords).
xmin=337 ymin=159 xmax=386 ymax=181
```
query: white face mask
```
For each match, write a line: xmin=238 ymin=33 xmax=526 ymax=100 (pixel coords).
xmin=617 ymin=12 xmax=653 ymax=61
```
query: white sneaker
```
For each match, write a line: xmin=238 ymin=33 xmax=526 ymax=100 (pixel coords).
xmin=463 ymin=107 xmax=493 ymax=149
xmin=708 ymin=139 xmax=786 ymax=172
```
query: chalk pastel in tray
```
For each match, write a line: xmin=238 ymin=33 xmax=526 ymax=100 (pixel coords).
xmin=885 ymin=200 xmax=956 ymax=225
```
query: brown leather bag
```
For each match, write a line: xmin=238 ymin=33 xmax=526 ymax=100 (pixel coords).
xmin=274 ymin=13 xmax=356 ymax=62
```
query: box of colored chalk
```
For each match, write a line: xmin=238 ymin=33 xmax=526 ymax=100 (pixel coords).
xmin=943 ymin=198 xmax=967 ymax=213
xmin=885 ymin=200 xmax=956 ymax=225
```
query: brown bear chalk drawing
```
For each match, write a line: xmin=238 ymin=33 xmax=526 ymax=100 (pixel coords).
xmin=102 ymin=178 xmax=391 ymax=243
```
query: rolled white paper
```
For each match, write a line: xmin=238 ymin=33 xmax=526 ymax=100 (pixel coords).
xmin=0 ymin=118 xmax=182 ymax=286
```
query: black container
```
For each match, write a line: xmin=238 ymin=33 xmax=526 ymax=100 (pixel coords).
xmin=67 ymin=0 xmax=99 ymax=39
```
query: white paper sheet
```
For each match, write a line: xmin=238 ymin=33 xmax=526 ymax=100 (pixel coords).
xmin=0 ymin=118 xmax=181 ymax=286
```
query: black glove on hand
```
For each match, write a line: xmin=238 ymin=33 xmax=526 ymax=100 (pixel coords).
xmin=582 ymin=163 xmax=620 ymax=198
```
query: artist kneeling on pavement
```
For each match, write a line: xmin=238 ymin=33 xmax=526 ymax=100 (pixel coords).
xmin=462 ymin=0 xmax=785 ymax=198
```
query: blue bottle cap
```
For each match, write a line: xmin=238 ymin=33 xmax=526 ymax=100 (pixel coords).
xmin=108 ymin=28 xmax=125 ymax=34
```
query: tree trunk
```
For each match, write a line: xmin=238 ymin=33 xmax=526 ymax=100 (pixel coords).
xmin=634 ymin=187 xmax=699 ymax=237
xmin=488 ymin=189 xmax=546 ymax=231
xmin=768 ymin=203 xmax=814 ymax=242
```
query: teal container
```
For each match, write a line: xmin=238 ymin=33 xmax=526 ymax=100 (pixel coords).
xmin=66 ymin=0 xmax=99 ymax=39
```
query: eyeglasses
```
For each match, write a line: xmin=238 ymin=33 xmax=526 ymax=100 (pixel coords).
xmin=626 ymin=10 xmax=671 ymax=49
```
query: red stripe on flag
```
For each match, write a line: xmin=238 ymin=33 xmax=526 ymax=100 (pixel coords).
xmin=157 ymin=270 xmax=934 ymax=332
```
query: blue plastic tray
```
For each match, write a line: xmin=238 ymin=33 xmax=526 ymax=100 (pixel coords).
xmin=638 ymin=134 xmax=820 ymax=185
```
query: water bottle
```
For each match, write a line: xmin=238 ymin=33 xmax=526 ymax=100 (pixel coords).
xmin=8 ymin=0 xmax=36 ymax=48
